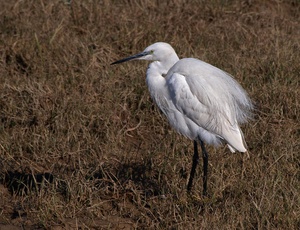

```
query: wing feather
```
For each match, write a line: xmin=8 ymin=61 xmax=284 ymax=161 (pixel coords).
xmin=166 ymin=58 xmax=252 ymax=152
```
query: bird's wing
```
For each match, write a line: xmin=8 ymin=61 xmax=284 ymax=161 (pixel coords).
xmin=167 ymin=72 xmax=222 ymax=132
xmin=166 ymin=70 xmax=247 ymax=152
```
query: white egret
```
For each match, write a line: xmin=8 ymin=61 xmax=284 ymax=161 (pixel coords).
xmin=111 ymin=42 xmax=253 ymax=196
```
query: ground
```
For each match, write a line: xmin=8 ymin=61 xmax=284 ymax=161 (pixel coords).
xmin=0 ymin=0 xmax=299 ymax=229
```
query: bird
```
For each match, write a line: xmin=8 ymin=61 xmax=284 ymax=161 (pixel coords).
xmin=111 ymin=42 xmax=253 ymax=196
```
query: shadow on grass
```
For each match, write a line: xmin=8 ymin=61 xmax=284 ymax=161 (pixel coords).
xmin=1 ymin=171 xmax=70 ymax=200
xmin=89 ymin=160 xmax=165 ymax=197
xmin=3 ymin=171 xmax=54 ymax=195
xmin=1 ymin=159 xmax=164 ymax=199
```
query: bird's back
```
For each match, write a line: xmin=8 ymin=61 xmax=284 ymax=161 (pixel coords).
xmin=165 ymin=58 xmax=253 ymax=152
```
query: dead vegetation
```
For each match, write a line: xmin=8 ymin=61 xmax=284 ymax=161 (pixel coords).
xmin=0 ymin=0 xmax=299 ymax=229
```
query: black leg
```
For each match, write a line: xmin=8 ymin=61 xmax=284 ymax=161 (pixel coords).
xmin=187 ymin=140 xmax=199 ymax=192
xmin=200 ymin=140 xmax=208 ymax=196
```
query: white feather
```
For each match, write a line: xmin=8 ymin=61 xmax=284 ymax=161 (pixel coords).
xmin=112 ymin=42 xmax=253 ymax=153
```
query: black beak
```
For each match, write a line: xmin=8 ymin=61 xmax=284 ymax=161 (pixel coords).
xmin=111 ymin=51 xmax=151 ymax=65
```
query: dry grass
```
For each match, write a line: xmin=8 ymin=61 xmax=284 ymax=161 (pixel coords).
xmin=0 ymin=0 xmax=299 ymax=229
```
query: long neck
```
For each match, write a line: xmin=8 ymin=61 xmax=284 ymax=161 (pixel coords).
xmin=146 ymin=56 xmax=179 ymax=101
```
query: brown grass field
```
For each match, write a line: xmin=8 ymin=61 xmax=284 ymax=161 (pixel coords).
xmin=0 ymin=0 xmax=299 ymax=229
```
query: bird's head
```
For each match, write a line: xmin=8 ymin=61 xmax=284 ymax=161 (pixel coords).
xmin=111 ymin=42 xmax=178 ymax=65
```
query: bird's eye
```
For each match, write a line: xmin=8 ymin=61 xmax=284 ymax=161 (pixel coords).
xmin=150 ymin=50 xmax=154 ymax=54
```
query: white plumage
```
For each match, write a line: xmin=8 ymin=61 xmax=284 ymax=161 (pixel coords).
xmin=112 ymin=42 xmax=253 ymax=195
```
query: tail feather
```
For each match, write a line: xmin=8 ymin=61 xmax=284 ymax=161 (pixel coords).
xmin=223 ymin=125 xmax=247 ymax=153
xmin=227 ymin=144 xmax=236 ymax=153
